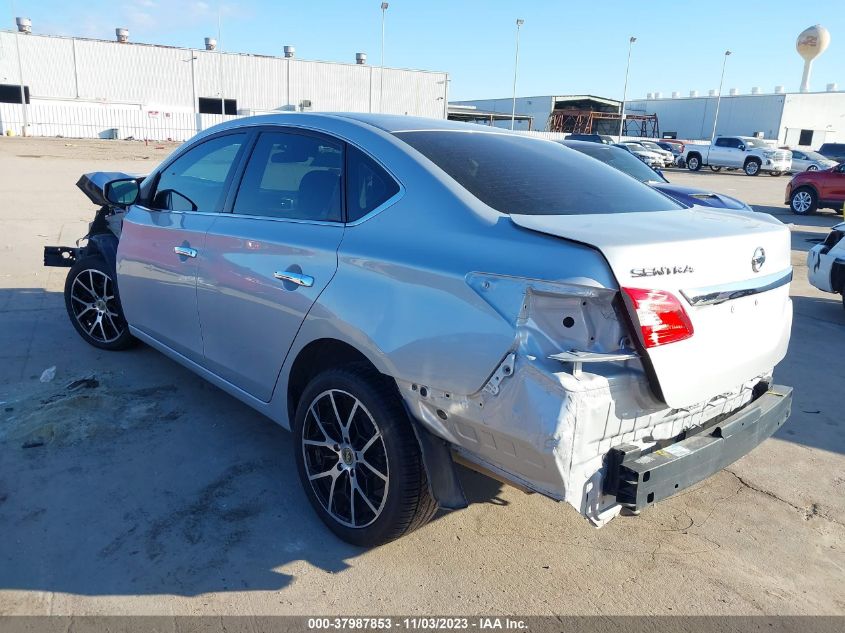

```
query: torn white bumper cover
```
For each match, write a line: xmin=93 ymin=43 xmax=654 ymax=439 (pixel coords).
xmin=400 ymin=356 xmax=790 ymax=527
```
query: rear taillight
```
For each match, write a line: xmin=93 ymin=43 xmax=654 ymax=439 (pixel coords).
xmin=622 ymin=287 xmax=694 ymax=348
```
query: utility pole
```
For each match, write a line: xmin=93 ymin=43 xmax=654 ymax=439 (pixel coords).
xmin=510 ymin=19 xmax=524 ymax=130
xmin=618 ymin=36 xmax=636 ymax=142
xmin=711 ymin=50 xmax=732 ymax=141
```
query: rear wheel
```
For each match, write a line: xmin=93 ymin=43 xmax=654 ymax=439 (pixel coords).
xmin=744 ymin=159 xmax=761 ymax=176
xmin=807 ymin=165 xmax=819 ymax=171
xmin=790 ymin=187 xmax=817 ymax=215
xmin=293 ymin=363 xmax=437 ymax=547
xmin=770 ymin=171 xmax=782 ymax=176
xmin=64 ymin=255 xmax=134 ymax=350
xmin=686 ymin=155 xmax=701 ymax=171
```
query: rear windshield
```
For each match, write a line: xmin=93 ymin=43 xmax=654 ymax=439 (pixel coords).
xmin=394 ymin=131 xmax=680 ymax=215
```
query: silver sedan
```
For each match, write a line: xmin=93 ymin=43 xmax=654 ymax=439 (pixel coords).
xmin=47 ymin=114 xmax=793 ymax=546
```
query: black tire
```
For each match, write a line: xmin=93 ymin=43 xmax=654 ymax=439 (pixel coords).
xmin=293 ymin=363 xmax=437 ymax=547
xmin=744 ymin=159 xmax=761 ymax=176
xmin=789 ymin=187 xmax=817 ymax=215
xmin=769 ymin=171 xmax=782 ymax=176
xmin=686 ymin=154 xmax=702 ymax=171
xmin=709 ymin=165 xmax=722 ymax=172
xmin=807 ymin=165 xmax=818 ymax=171
xmin=64 ymin=255 xmax=135 ymax=350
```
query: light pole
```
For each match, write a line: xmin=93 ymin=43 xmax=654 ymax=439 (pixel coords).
xmin=711 ymin=50 xmax=732 ymax=141
xmin=618 ymin=36 xmax=636 ymax=142
xmin=510 ymin=18 xmax=524 ymax=130
xmin=380 ymin=2 xmax=388 ymax=112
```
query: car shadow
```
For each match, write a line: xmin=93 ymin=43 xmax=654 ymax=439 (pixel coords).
xmin=0 ymin=287 xmax=505 ymax=597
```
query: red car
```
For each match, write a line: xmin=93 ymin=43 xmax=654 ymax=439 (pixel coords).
xmin=786 ymin=163 xmax=845 ymax=215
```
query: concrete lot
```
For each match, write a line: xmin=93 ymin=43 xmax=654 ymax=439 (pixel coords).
xmin=0 ymin=137 xmax=843 ymax=616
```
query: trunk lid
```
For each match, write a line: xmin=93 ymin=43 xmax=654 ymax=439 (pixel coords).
xmin=510 ymin=208 xmax=793 ymax=407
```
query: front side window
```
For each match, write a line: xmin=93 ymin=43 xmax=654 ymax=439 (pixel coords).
xmin=151 ymin=133 xmax=246 ymax=212
xmin=346 ymin=146 xmax=400 ymax=222
xmin=395 ymin=131 xmax=680 ymax=216
xmin=233 ymin=132 xmax=343 ymax=222
xmin=714 ymin=138 xmax=731 ymax=148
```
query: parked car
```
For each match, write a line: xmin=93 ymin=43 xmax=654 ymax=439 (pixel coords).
xmin=565 ymin=133 xmax=615 ymax=144
xmin=657 ymin=139 xmax=686 ymax=154
xmin=656 ymin=141 xmax=684 ymax=161
xmin=45 ymin=114 xmax=793 ymax=546
xmin=786 ymin=148 xmax=838 ymax=172
xmin=634 ymin=140 xmax=676 ymax=167
xmin=807 ymin=223 xmax=845 ymax=310
xmin=818 ymin=142 xmax=845 ymax=164
xmin=563 ymin=140 xmax=752 ymax=210
xmin=785 ymin=162 xmax=845 ymax=215
xmin=683 ymin=136 xmax=792 ymax=176
xmin=613 ymin=142 xmax=662 ymax=168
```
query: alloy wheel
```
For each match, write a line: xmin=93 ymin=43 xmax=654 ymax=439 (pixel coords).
xmin=792 ymin=191 xmax=813 ymax=214
xmin=70 ymin=269 xmax=125 ymax=344
xmin=301 ymin=389 xmax=389 ymax=528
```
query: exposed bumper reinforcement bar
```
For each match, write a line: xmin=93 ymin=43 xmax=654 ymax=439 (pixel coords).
xmin=604 ymin=385 xmax=792 ymax=510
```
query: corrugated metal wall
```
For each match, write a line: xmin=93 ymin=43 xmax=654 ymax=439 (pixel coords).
xmin=0 ymin=30 xmax=448 ymax=139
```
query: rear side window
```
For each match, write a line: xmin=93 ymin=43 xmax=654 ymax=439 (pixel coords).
xmin=233 ymin=131 xmax=343 ymax=222
xmin=394 ymin=131 xmax=680 ymax=215
xmin=346 ymin=146 xmax=400 ymax=222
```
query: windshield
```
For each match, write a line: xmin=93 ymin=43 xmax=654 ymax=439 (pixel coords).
xmin=742 ymin=138 xmax=773 ymax=149
xmin=568 ymin=142 xmax=668 ymax=184
xmin=640 ymin=141 xmax=662 ymax=151
xmin=802 ymin=150 xmax=830 ymax=161
xmin=394 ymin=131 xmax=680 ymax=216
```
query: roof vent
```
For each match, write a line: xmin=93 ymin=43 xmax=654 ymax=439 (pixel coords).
xmin=751 ymin=86 xmax=760 ymax=94
xmin=827 ymin=83 xmax=838 ymax=92
xmin=671 ymin=91 xmax=680 ymax=98
xmin=646 ymin=92 xmax=654 ymax=99
xmin=356 ymin=52 xmax=367 ymax=65
xmin=689 ymin=90 xmax=698 ymax=97
xmin=284 ymin=45 xmax=295 ymax=58
xmin=204 ymin=37 xmax=217 ymax=51
xmin=116 ymin=27 xmax=129 ymax=43
xmin=654 ymin=91 xmax=662 ymax=99
xmin=708 ymin=89 xmax=717 ymax=96
xmin=15 ymin=17 xmax=31 ymax=34
xmin=729 ymin=88 xmax=738 ymax=95
xmin=774 ymin=85 xmax=784 ymax=93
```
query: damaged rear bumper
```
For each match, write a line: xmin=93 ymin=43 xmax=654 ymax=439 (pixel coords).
xmin=603 ymin=385 xmax=792 ymax=510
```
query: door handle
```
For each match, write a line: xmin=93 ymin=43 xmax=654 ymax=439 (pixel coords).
xmin=274 ymin=271 xmax=314 ymax=287
xmin=174 ymin=246 xmax=197 ymax=258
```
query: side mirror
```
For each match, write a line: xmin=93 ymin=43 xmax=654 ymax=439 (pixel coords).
xmin=738 ymin=144 xmax=746 ymax=151
xmin=104 ymin=178 xmax=139 ymax=206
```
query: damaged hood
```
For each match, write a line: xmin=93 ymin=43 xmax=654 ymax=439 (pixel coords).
xmin=510 ymin=208 xmax=793 ymax=407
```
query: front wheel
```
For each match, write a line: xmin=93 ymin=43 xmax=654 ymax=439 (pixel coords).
xmin=709 ymin=165 xmax=722 ymax=172
xmin=770 ymin=171 xmax=782 ymax=176
xmin=790 ymin=187 xmax=817 ymax=215
xmin=744 ymin=159 xmax=761 ymax=176
xmin=293 ymin=363 xmax=437 ymax=547
xmin=64 ymin=255 xmax=135 ymax=350
xmin=686 ymin=155 xmax=701 ymax=171
xmin=807 ymin=165 xmax=819 ymax=171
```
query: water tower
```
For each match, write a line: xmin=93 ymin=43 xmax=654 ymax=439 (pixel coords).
xmin=796 ymin=25 xmax=830 ymax=92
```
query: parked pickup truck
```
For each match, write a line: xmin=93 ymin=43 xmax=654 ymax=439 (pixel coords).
xmin=683 ymin=136 xmax=792 ymax=176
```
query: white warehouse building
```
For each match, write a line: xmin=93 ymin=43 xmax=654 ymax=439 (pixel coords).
xmin=0 ymin=27 xmax=449 ymax=141
xmin=626 ymin=89 xmax=845 ymax=148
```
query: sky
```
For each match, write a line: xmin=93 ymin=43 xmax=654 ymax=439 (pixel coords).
xmin=8 ymin=0 xmax=845 ymax=101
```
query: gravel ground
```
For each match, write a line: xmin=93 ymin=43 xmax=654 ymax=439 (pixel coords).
xmin=0 ymin=137 xmax=843 ymax=616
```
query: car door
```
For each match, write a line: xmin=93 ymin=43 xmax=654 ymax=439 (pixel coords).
xmin=117 ymin=132 xmax=249 ymax=361
xmin=827 ymin=164 xmax=845 ymax=205
xmin=196 ymin=129 xmax=346 ymax=401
